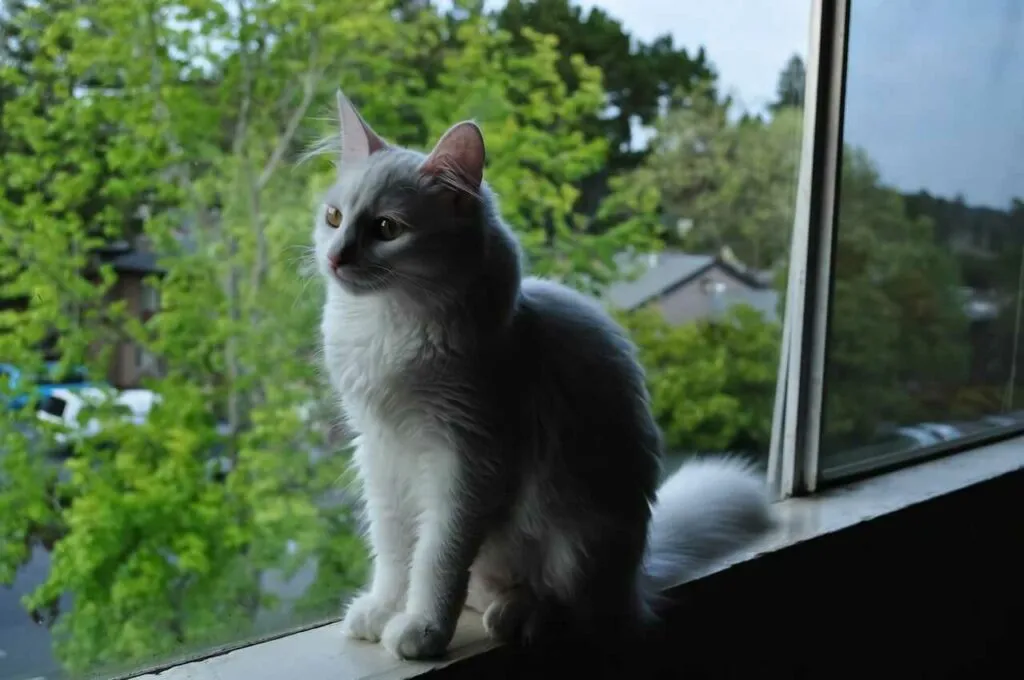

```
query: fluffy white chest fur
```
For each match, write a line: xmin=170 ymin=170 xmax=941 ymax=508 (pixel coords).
xmin=320 ymin=286 xmax=454 ymax=457
xmin=321 ymin=289 xmax=462 ymax=651
xmin=320 ymin=288 xmax=424 ymax=407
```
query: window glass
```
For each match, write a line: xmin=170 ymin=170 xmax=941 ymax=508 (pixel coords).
xmin=0 ymin=0 xmax=809 ymax=677
xmin=821 ymin=0 xmax=1024 ymax=477
xmin=38 ymin=396 xmax=68 ymax=420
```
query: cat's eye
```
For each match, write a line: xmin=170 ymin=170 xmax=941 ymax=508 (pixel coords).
xmin=325 ymin=206 xmax=342 ymax=229
xmin=376 ymin=217 xmax=404 ymax=241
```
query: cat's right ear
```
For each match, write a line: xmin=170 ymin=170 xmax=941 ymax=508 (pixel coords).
xmin=336 ymin=90 xmax=388 ymax=167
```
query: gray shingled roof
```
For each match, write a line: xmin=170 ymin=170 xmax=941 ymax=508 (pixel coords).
xmin=606 ymin=251 xmax=716 ymax=310
xmin=110 ymin=250 xmax=164 ymax=275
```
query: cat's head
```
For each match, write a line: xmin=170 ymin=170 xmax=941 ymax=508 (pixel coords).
xmin=313 ymin=91 xmax=508 ymax=311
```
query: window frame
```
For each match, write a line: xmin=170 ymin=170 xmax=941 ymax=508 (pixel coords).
xmin=768 ymin=0 xmax=1024 ymax=492
xmin=768 ymin=0 xmax=850 ymax=498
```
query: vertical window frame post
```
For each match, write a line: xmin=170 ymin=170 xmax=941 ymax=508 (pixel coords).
xmin=769 ymin=0 xmax=851 ymax=499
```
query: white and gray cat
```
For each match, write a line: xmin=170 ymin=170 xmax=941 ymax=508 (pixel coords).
xmin=313 ymin=91 xmax=775 ymax=661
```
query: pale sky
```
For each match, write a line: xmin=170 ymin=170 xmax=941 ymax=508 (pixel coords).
xmin=575 ymin=0 xmax=812 ymax=114
xmin=472 ymin=0 xmax=1024 ymax=208
xmin=843 ymin=0 xmax=1024 ymax=208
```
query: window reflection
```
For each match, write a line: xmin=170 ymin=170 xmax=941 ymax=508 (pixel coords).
xmin=821 ymin=0 xmax=1024 ymax=475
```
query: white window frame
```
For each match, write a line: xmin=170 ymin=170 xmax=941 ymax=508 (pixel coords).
xmin=767 ymin=0 xmax=850 ymax=499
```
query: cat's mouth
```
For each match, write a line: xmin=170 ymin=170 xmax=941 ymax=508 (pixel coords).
xmin=330 ymin=265 xmax=385 ymax=294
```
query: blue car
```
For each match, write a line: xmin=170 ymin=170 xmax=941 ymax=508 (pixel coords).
xmin=0 ymin=362 xmax=101 ymax=410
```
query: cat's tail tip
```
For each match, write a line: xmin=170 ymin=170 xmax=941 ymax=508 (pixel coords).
xmin=640 ymin=455 xmax=776 ymax=606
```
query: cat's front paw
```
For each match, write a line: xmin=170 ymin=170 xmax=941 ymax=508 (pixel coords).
xmin=380 ymin=611 xmax=451 ymax=660
xmin=340 ymin=593 xmax=401 ymax=643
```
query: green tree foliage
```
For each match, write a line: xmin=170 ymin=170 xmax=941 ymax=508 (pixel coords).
xmin=769 ymin=54 xmax=806 ymax=112
xmin=0 ymin=0 xmax=156 ymax=244
xmin=0 ymin=0 xmax=664 ymax=675
xmin=620 ymin=305 xmax=780 ymax=454
xmin=633 ymin=84 xmax=803 ymax=269
xmin=495 ymin=0 xmax=715 ymax=173
xmin=493 ymin=0 xmax=715 ymax=237
xmin=903 ymin=193 xmax=1024 ymax=413
xmin=824 ymin=149 xmax=970 ymax=442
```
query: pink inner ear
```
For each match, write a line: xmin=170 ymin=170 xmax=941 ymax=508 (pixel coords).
xmin=422 ymin=121 xmax=485 ymax=189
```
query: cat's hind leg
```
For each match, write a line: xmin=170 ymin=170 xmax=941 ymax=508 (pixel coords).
xmin=465 ymin=572 xmax=499 ymax=614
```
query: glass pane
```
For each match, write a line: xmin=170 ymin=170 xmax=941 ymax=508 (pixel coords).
xmin=821 ymin=0 xmax=1024 ymax=476
xmin=0 ymin=0 xmax=809 ymax=677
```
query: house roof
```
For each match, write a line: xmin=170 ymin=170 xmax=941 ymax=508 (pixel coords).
xmin=606 ymin=250 xmax=767 ymax=311
xmin=109 ymin=250 xmax=164 ymax=275
xmin=90 ymin=242 xmax=165 ymax=276
xmin=607 ymin=252 xmax=715 ymax=310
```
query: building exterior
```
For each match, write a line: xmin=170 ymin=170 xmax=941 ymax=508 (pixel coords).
xmin=606 ymin=249 xmax=780 ymax=324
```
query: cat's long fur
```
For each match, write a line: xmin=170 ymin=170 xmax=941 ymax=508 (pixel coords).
xmin=313 ymin=92 xmax=775 ymax=661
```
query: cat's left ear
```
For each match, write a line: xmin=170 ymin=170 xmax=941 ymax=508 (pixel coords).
xmin=421 ymin=121 xmax=485 ymax=193
xmin=336 ymin=89 xmax=388 ymax=167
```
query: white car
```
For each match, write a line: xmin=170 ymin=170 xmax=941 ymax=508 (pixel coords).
xmin=37 ymin=387 xmax=160 ymax=444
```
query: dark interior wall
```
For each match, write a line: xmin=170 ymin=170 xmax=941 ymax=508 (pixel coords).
xmin=653 ymin=467 xmax=1024 ymax=679
xmin=429 ymin=466 xmax=1024 ymax=680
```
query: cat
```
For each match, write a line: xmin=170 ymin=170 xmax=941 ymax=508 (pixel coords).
xmin=312 ymin=90 xmax=776 ymax=662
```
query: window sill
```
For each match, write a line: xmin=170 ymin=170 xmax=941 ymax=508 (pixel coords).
xmin=134 ymin=436 xmax=1024 ymax=680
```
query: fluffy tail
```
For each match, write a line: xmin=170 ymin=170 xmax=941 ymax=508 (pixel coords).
xmin=640 ymin=455 xmax=775 ymax=614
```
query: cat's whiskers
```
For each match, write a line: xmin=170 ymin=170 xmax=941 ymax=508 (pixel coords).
xmin=287 ymin=245 xmax=321 ymax=310
xmin=364 ymin=263 xmax=452 ymax=300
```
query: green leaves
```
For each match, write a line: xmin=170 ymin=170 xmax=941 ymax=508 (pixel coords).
xmin=821 ymin=149 xmax=971 ymax=443
xmin=621 ymin=305 xmax=780 ymax=454
xmin=634 ymin=85 xmax=802 ymax=270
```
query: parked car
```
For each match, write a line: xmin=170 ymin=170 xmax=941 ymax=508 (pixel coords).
xmin=915 ymin=422 xmax=963 ymax=441
xmin=0 ymin=361 xmax=103 ymax=410
xmin=37 ymin=390 xmax=232 ymax=484
xmin=894 ymin=426 xmax=943 ymax=447
xmin=36 ymin=387 xmax=161 ymax=448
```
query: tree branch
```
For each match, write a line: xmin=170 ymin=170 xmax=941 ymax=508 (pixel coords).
xmin=256 ymin=40 xmax=321 ymax=191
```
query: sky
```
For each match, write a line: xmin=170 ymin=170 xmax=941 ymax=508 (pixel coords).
xmin=540 ymin=0 xmax=1023 ymax=209
xmin=843 ymin=0 xmax=1023 ymax=208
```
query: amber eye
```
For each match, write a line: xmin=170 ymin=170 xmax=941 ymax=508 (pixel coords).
xmin=376 ymin=217 xmax=404 ymax=241
xmin=325 ymin=206 xmax=342 ymax=228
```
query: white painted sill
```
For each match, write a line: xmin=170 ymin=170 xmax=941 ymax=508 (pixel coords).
xmin=134 ymin=436 xmax=1024 ymax=680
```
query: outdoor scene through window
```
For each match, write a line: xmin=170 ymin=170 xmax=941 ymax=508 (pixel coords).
xmin=820 ymin=0 xmax=1024 ymax=477
xmin=0 ymin=0 xmax=810 ymax=678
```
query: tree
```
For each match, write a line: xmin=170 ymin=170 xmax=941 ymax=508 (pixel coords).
xmin=769 ymin=54 xmax=806 ymax=112
xmin=495 ymin=0 xmax=715 ymax=174
xmin=634 ymin=84 xmax=803 ymax=269
xmin=0 ymin=0 xmax=663 ymax=675
xmin=1 ymin=0 xmax=402 ymax=672
xmin=620 ymin=305 xmax=780 ymax=455
xmin=491 ymin=0 xmax=715 ymax=234
xmin=0 ymin=0 xmax=160 ymax=245
xmin=821 ymin=149 xmax=970 ymax=444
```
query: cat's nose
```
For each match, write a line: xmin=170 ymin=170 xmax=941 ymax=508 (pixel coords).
xmin=328 ymin=245 xmax=357 ymax=268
